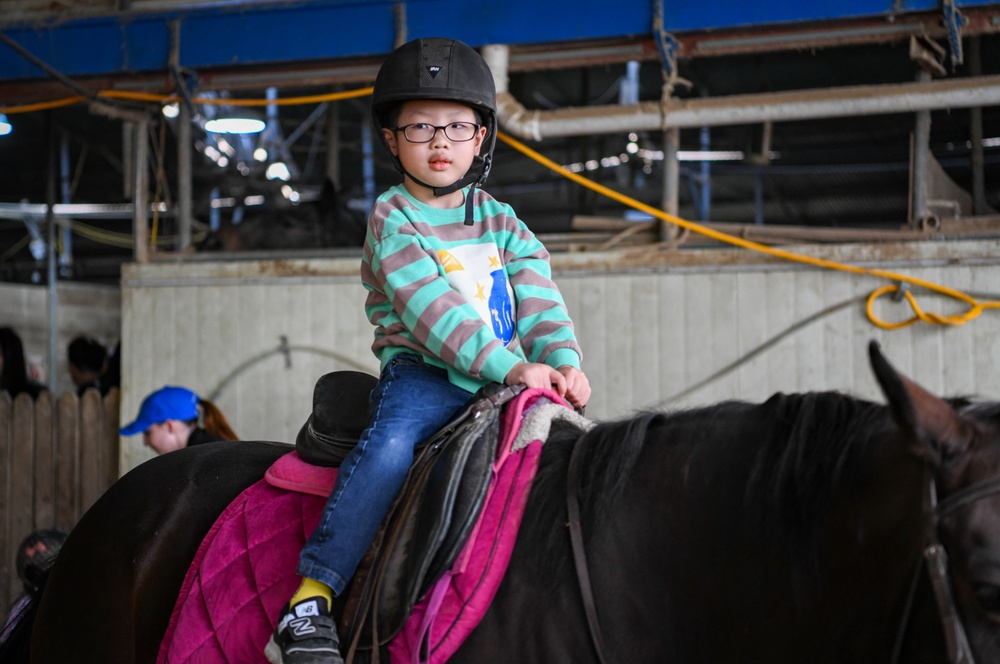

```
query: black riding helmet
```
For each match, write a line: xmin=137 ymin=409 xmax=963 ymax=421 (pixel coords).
xmin=371 ymin=37 xmax=498 ymax=200
xmin=16 ymin=528 xmax=68 ymax=595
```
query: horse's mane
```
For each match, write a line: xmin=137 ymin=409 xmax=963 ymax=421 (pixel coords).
xmin=743 ymin=392 xmax=891 ymax=544
xmin=518 ymin=392 xmax=898 ymax=584
xmin=517 ymin=411 xmax=666 ymax=581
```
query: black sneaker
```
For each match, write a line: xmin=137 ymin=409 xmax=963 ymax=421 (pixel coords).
xmin=264 ymin=597 xmax=344 ymax=664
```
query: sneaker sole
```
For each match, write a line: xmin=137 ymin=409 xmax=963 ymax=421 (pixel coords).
xmin=264 ymin=635 xmax=283 ymax=664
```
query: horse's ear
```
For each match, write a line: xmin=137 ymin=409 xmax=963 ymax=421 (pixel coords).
xmin=868 ymin=340 xmax=970 ymax=465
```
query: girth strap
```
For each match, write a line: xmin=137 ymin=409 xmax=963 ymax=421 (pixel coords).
xmin=567 ymin=436 xmax=610 ymax=664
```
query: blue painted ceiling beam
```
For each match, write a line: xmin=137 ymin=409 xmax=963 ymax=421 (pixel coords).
xmin=0 ymin=0 xmax=981 ymax=84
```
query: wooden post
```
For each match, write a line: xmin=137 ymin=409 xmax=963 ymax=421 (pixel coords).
xmin=33 ymin=391 xmax=56 ymax=529
xmin=9 ymin=395 xmax=35 ymax=603
xmin=55 ymin=392 xmax=79 ymax=531
xmin=79 ymin=389 xmax=104 ymax=514
xmin=0 ymin=391 xmax=11 ymax=606
xmin=661 ymin=127 xmax=680 ymax=243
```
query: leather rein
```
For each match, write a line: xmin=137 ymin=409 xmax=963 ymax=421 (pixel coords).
xmin=892 ymin=472 xmax=1000 ymax=664
xmin=569 ymin=442 xmax=1000 ymax=664
xmin=566 ymin=430 xmax=610 ymax=664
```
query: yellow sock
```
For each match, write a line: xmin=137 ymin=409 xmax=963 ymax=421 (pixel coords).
xmin=290 ymin=577 xmax=333 ymax=607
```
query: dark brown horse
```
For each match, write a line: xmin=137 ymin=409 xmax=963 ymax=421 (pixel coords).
xmin=198 ymin=177 xmax=366 ymax=252
xmin=3 ymin=341 xmax=1000 ymax=662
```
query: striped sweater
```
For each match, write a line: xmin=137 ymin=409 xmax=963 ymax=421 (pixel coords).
xmin=361 ymin=184 xmax=582 ymax=394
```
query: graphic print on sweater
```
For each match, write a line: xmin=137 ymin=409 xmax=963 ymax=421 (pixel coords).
xmin=437 ymin=243 xmax=516 ymax=345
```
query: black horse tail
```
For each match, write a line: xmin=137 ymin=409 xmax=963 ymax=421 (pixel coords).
xmin=0 ymin=571 xmax=48 ymax=664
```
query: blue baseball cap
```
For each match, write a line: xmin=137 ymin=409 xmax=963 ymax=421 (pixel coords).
xmin=120 ymin=386 xmax=200 ymax=436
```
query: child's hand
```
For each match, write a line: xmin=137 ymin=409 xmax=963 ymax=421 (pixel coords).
xmin=557 ymin=366 xmax=591 ymax=409
xmin=504 ymin=362 xmax=567 ymax=396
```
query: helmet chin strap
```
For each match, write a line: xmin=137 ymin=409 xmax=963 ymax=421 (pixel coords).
xmin=397 ymin=137 xmax=494 ymax=226
xmin=402 ymin=170 xmax=481 ymax=225
xmin=405 ymin=170 xmax=478 ymax=199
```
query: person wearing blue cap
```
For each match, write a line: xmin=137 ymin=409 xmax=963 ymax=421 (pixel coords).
xmin=119 ymin=386 xmax=238 ymax=454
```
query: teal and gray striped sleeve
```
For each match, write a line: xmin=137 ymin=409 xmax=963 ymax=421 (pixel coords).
xmin=482 ymin=198 xmax=582 ymax=369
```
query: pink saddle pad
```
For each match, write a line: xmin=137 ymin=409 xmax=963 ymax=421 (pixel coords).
xmin=157 ymin=388 xmax=564 ymax=664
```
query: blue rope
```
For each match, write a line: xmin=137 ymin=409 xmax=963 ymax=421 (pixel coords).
xmin=942 ymin=0 xmax=964 ymax=70
xmin=652 ymin=0 xmax=679 ymax=83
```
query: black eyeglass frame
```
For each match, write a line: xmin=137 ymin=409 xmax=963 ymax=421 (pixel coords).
xmin=393 ymin=122 xmax=482 ymax=143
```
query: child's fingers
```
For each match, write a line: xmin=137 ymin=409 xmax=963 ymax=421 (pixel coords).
xmin=549 ymin=370 xmax=567 ymax=395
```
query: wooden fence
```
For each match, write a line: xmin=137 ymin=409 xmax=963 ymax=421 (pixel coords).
xmin=0 ymin=388 xmax=119 ymax=608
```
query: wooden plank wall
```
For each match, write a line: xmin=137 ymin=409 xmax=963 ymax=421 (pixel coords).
xmin=119 ymin=241 xmax=1000 ymax=474
xmin=0 ymin=388 xmax=119 ymax=608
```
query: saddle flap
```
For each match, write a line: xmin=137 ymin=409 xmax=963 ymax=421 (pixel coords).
xmin=344 ymin=393 xmax=505 ymax=649
xmin=421 ymin=414 xmax=497 ymax=590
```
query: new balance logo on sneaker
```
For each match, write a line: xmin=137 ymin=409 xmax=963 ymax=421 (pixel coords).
xmin=294 ymin=599 xmax=321 ymax=617
xmin=289 ymin=616 xmax=317 ymax=637
xmin=264 ymin=597 xmax=344 ymax=664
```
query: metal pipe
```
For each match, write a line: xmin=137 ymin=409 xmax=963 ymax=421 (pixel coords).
xmin=698 ymin=107 xmax=710 ymax=221
xmin=122 ymin=122 xmax=133 ymax=200
xmin=968 ymin=36 xmax=987 ymax=215
xmin=46 ymin=111 xmax=57 ymax=392
xmin=209 ymin=187 xmax=220 ymax=231
xmin=661 ymin=127 xmax=679 ymax=242
xmin=326 ymin=104 xmax=340 ymax=185
xmin=178 ymin=101 xmax=192 ymax=250
xmin=754 ymin=168 xmax=764 ymax=226
xmin=485 ymin=43 xmax=1000 ymax=138
xmin=133 ymin=120 xmax=149 ymax=263
xmin=59 ymin=130 xmax=73 ymax=276
xmin=170 ymin=19 xmax=193 ymax=252
xmin=912 ymin=70 xmax=932 ymax=224
xmin=361 ymin=122 xmax=375 ymax=211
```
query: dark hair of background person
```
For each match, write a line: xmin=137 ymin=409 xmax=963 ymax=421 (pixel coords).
xmin=67 ymin=335 xmax=107 ymax=396
xmin=67 ymin=335 xmax=107 ymax=374
xmin=0 ymin=327 xmax=46 ymax=399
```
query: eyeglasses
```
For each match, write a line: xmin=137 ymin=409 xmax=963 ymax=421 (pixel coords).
xmin=393 ymin=122 xmax=481 ymax=143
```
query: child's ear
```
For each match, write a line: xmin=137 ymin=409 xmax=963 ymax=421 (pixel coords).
xmin=383 ymin=128 xmax=399 ymax=156
xmin=473 ymin=125 xmax=487 ymax=155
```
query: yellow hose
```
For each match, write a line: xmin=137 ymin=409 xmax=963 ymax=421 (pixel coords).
xmin=4 ymin=86 xmax=997 ymax=329
xmin=497 ymin=131 xmax=1000 ymax=329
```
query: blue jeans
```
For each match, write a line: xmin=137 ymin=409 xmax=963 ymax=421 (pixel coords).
xmin=297 ymin=354 xmax=474 ymax=595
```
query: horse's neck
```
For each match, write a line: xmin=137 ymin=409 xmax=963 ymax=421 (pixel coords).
xmin=603 ymin=427 xmax=929 ymax=660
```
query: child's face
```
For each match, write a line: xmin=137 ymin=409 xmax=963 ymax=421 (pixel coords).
xmin=383 ymin=99 xmax=487 ymax=206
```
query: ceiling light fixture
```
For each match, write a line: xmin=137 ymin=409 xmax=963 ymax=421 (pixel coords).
xmin=0 ymin=114 xmax=12 ymax=136
xmin=265 ymin=161 xmax=291 ymax=181
xmin=204 ymin=110 xmax=266 ymax=134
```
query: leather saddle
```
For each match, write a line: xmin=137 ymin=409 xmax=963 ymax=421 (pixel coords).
xmin=295 ymin=371 xmax=520 ymax=654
